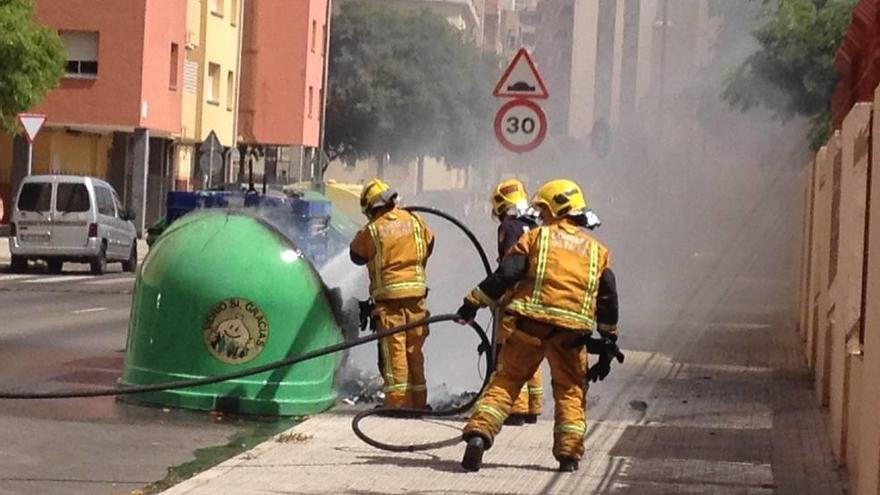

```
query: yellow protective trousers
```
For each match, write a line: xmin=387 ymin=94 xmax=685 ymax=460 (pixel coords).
xmin=495 ymin=313 xmax=544 ymax=416
xmin=511 ymin=370 xmax=543 ymax=416
xmin=374 ymin=297 xmax=430 ymax=408
xmin=464 ymin=318 xmax=588 ymax=460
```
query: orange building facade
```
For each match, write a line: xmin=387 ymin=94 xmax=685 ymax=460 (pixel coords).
xmin=32 ymin=0 xmax=185 ymax=134
xmin=239 ymin=0 xmax=326 ymax=147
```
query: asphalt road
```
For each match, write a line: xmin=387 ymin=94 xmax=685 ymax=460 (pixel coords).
xmin=0 ymin=261 xmax=272 ymax=495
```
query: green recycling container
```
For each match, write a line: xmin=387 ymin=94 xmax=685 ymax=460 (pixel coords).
xmin=120 ymin=210 xmax=342 ymax=416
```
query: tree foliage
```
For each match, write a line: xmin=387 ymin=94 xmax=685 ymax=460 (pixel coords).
xmin=325 ymin=3 xmax=494 ymax=169
xmin=722 ymin=0 xmax=857 ymax=148
xmin=0 ymin=0 xmax=65 ymax=132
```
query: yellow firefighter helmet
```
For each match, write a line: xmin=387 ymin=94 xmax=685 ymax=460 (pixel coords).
xmin=531 ymin=179 xmax=588 ymax=218
xmin=490 ymin=178 xmax=528 ymax=217
xmin=360 ymin=178 xmax=398 ymax=214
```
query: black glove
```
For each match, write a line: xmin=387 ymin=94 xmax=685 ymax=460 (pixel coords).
xmin=568 ymin=332 xmax=624 ymax=383
xmin=358 ymin=299 xmax=375 ymax=332
xmin=456 ymin=301 xmax=480 ymax=323
xmin=587 ymin=352 xmax=612 ymax=383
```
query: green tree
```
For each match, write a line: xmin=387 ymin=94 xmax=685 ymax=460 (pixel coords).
xmin=0 ymin=0 xmax=65 ymax=133
xmin=325 ymin=3 xmax=493 ymax=177
xmin=722 ymin=0 xmax=857 ymax=148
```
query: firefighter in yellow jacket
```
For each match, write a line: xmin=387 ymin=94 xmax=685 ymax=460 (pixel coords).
xmin=350 ymin=179 xmax=435 ymax=409
xmin=456 ymin=179 xmax=620 ymax=473
xmin=490 ymin=178 xmax=543 ymax=425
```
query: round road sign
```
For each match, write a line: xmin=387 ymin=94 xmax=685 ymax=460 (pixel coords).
xmin=494 ymin=99 xmax=547 ymax=153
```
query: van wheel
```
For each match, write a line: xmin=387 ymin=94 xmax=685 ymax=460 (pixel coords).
xmin=122 ymin=244 xmax=137 ymax=273
xmin=47 ymin=259 xmax=63 ymax=274
xmin=90 ymin=244 xmax=107 ymax=275
xmin=10 ymin=256 xmax=27 ymax=273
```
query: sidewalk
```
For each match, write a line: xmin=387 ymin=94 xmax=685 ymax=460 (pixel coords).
xmin=159 ymin=318 xmax=845 ymax=495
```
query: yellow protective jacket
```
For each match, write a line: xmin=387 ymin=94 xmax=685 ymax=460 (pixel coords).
xmin=467 ymin=218 xmax=616 ymax=333
xmin=350 ymin=206 xmax=434 ymax=301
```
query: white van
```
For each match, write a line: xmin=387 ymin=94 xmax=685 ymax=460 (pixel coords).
xmin=9 ymin=175 xmax=137 ymax=275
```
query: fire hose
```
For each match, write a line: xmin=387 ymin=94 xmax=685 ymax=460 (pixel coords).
xmin=0 ymin=203 xmax=620 ymax=454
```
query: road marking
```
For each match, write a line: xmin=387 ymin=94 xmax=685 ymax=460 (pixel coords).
xmin=84 ymin=276 xmax=136 ymax=285
xmin=23 ymin=275 xmax=96 ymax=284
xmin=0 ymin=274 xmax=36 ymax=281
xmin=72 ymin=307 xmax=108 ymax=315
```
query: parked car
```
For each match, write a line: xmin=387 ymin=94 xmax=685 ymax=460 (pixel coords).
xmin=8 ymin=175 xmax=137 ymax=275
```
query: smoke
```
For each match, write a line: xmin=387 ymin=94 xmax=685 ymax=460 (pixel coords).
xmin=388 ymin=4 xmax=809 ymax=398
xmin=321 ymin=4 xmax=812 ymax=406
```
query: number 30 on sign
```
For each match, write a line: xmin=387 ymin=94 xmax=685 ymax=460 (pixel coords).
xmin=494 ymin=99 xmax=547 ymax=153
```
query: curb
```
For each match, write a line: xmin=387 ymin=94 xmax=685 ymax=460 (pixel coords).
xmin=0 ymin=238 xmax=149 ymax=263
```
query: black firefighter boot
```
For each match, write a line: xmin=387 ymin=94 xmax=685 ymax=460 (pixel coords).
xmin=558 ymin=457 xmax=579 ymax=472
xmin=461 ymin=435 xmax=487 ymax=472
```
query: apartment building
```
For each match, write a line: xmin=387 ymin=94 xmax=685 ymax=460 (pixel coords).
xmin=0 ymin=0 xmax=188 ymax=231
xmin=238 ymin=0 xmax=328 ymax=185
xmin=1 ymin=0 xmax=328 ymax=230
xmin=338 ymin=0 xmax=483 ymax=45
xmin=534 ymin=0 xmax=718 ymax=141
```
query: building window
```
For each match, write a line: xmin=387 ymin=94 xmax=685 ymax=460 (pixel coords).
xmin=230 ymin=0 xmax=238 ymax=25
xmin=226 ymin=70 xmax=234 ymax=110
xmin=308 ymin=86 xmax=314 ymax=118
xmin=211 ymin=0 xmax=224 ymax=17
xmin=60 ymin=31 xmax=99 ymax=77
xmin=322 ymin=24 xmax=327 ymax=56
xmin=311 ymin=20 xmax=317 ymax=52
xmin=208 ymin=62 xmax=221 ymax=104
xmin=169 ymin=43 xmax=179 ymax=89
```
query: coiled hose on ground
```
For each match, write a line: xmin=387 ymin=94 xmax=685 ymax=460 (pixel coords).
xmin=349 ymin=205 xmax=496 ymax=452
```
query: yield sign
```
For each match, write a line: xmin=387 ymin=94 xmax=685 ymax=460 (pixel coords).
xmin=17 ymin=113 xmax=46 ymax=143
xmin=493 ymin=48 xmax=549 ymax=99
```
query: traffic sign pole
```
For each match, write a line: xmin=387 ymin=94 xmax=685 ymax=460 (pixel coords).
xmin=27 ymin=141 xmax=33 ymax=176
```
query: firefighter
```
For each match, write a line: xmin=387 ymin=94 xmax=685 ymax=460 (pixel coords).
xmin=350 ymin=179 xmax=435 ymax=409
xmin=490 ymin=178 xmax=543 ymax=426
xmin=456 ymin=178 xmax=619 ymax=473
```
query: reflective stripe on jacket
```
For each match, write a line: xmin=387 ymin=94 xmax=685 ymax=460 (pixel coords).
xmin=350 ymin=207 xmax=434 ymax=301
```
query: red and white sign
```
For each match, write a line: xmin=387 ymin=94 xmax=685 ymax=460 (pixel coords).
xmin=17 ymin=113 xmax=46 ymax=143
xmin=494 ymin=99 xmax=547 ymax=153
xmin=493 ymin=48 xmax=549 ymax=99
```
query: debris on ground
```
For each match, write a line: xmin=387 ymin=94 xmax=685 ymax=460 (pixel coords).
xmin=428 ymin=382 xmax=478 ymax=410
xmin=275 ymin=432 xmax=313 ymax=443
xmin=335 ymin=364 xmax=384 ymax=405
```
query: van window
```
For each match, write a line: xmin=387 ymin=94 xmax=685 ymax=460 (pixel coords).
xmin=95 ymin=187 xmax=115 ymax=216
xmin=56 ymin=183 xmax=90 ymax=213
xmin=112 ymin=191 xmax=125 ymax=214
xmin=17 ymin=183 xmax=52 ymax=212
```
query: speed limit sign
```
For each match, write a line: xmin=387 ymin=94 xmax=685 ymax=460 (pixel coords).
xmin=494 ymin=99 xmax=547 ymax=153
